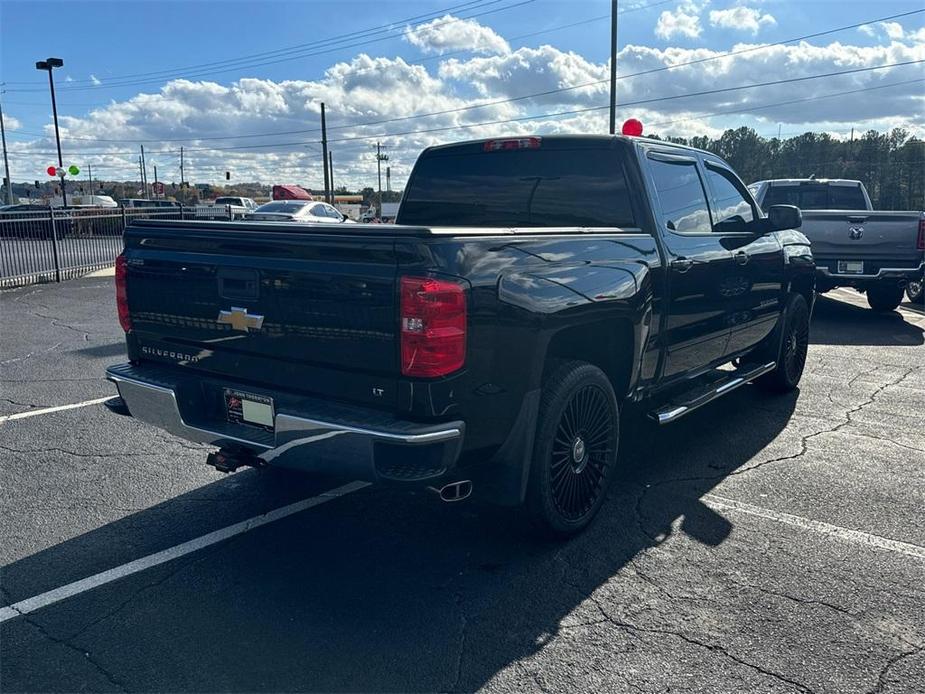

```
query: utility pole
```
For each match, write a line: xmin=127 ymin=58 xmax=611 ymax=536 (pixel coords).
xmin=608 ymin=0 xmax=618 ymax=135
xmin=88 ymin=163 xmax=92 ymax=193
xmin=328 ymin=150 xmax=334 ymax=198
xmin=153 ymin=164 xmax=159 ymax=199
xmin=0 ymin=96 xmax=12 ymax=205
xmin=180 ymin=146 xmax=185 ymax=187
xmin=140 ymin=145 xmax=148 ymax=198
xmin=320 ymin=102 xmax=331 ymax=204
xmin=375 ymin=142 xmax=389 ymax=217
xmin=138 ymin=156 xmax=144 ymax=194
xmin=386 ymin=165 xmax=391 ymax=193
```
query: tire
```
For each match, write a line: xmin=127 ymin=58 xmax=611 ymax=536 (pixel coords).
xmin=906 ymin=279 xmax=923 ymax=306
xmin=525 ymin=361 xmax=620 ymax=538
xmin=866 ymin=283 xmax=904 ymax=312
xmin=757 ymin=293 xmax=810 ymax=393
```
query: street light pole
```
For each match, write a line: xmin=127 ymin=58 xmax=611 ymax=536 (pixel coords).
xmin=36 ymin=58 xmax=67 ymax=206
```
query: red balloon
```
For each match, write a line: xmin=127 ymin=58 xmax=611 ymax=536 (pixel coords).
xmin=46 ymin=165 xmax=58 ymax=176
xmin=622 ymin=118 xmax=644 ymax=137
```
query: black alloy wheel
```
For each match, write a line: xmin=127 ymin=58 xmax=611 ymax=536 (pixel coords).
xmin=757 ymin=292 xmax=810 ymax=393
xmin=526 ymin=361 xmax=620 ymax=537
xmin=782 ymin=306 xmax=809 ymax=386
xmin=549 ymin=384 xmax=613 ymax=521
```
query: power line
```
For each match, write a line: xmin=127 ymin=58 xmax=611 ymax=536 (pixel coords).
xmin=8 ymin=59 xmax=923 ymax=159
xmin=5 ymin=0 xmax=678 ymax=96
xmin=9 ymin=8 xmax=923 ymax=146
xmin=0 ymin=0 xmax=495 ymax=87
xmin=3 ymin=0 xmax=541 ymax=94
xmin=646 ymin=77 xmax=925 ymax=130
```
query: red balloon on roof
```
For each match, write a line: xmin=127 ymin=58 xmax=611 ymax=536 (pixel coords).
xmin=622 ymin=119 xmax=643 ymax=137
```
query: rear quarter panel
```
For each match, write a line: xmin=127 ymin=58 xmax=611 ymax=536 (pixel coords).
xmin=398 ymin=233 xmax=660 ymax=454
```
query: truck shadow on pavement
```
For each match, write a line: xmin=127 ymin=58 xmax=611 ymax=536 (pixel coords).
xmin=1 ymin=387 xmax=799 ymax=692
xmin=810 ymin=295 xmax=924 ymax=347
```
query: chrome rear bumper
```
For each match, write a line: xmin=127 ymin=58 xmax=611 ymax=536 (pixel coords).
xmin=106 ymin=363 xmax=464 ymax=482
xmin=817 ymin=260 xmax=924 ymax=281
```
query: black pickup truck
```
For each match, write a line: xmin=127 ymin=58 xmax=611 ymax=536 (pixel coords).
xmin=106 ymin=135 xmax=814 ymax=536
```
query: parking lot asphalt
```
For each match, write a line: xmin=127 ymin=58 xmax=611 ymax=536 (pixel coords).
xmin=1 ymin=277 xmax=923 ymax=694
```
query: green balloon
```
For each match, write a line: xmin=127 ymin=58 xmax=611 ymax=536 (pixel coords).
xmin=68 ymin=165 xmax=80 ymax=176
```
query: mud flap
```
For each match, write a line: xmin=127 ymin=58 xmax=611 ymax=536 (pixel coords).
xmin=471 ymin=389 xmax=541 ymax=506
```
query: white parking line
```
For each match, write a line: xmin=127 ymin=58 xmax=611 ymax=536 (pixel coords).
xmin=0 ymin=396 xmax=114 ymax=424
xmin=0 ymin=481 xmax=369 ymax=624
xmin=704 ymin=494 xmax=925 ymax=560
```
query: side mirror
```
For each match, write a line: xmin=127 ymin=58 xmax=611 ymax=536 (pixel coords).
xmin=767 ymin=205 xmax=802 ymax=231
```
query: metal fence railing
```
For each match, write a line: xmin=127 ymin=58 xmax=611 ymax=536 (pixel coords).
xmin=0 ymin=206 xmax=230 ymax=289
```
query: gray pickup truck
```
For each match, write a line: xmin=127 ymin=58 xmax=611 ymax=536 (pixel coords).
xmin=749 ymin=178 xmax=924 ymax=312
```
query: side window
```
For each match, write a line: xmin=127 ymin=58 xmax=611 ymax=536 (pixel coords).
xmin=310 ymin=204 xmax=326 ymax=217
xmin=704 ymin=164 xmax=756 ymax=231
xmin=327 ymin=205 xmax=343 ymax=219
xmin=648 ymin=158 xmax=712 ymax=234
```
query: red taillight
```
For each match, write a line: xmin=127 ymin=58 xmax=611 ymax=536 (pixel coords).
xmin=483 ymin=137 xmax=541 ymax=152
xmin=115 ymin=254 xmax=132 ymax=332
xmin=400 ymin=276 xmax=466 ymax=378
xmin=917 ymin=218 xmax=924 ymax=251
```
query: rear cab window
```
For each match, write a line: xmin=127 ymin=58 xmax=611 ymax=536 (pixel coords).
xmin=398 ymin=139 xmax=636 ymax=228
xmin=760 ymin=183 xmax=867 ymax=211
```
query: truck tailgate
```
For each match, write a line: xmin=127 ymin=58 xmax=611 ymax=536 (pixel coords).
xmin=122 ymin=224 xmax=399 ymax=408
xmin=800 ymin=211 xmax=923 ymax=263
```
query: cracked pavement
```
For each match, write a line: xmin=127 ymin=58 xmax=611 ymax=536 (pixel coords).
xmin=1 ymin=279 xmax=924 ymax=693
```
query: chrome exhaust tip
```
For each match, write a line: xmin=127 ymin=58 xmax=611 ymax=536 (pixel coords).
xmin=433 ymin=480 xmax=473 ymax=502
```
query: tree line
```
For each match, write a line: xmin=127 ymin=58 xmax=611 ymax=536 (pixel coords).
xmin=656 ymin=127 xmax=925 ymax=211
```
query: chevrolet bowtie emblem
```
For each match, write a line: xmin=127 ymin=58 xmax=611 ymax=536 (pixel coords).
xmin=217 ymin=307 xmax=264 ymax=332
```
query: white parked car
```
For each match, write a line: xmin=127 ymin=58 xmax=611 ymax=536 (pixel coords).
xmin=246 ymin=200 xmax=356 ymax=223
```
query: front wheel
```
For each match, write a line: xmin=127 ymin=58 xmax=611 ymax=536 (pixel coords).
xmin=866 ymin=283 xmax=904 ymax=312
xmin=526 ymin=361 xmax=620 ymax=538
xmin=905 ymin=279 xmax=923 ymax=306
xmin=757 ymin=293 xmax=810 ymax=393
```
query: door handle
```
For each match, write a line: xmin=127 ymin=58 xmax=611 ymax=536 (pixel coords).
xmin=734 ymin=251 xmax=749 ymax=266
xmin=670 ymin=257 xmax=693 ymax=273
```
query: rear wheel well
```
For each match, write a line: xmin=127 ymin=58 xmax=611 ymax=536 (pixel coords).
xmin=544 ymin=320 xmax=635 ymax=401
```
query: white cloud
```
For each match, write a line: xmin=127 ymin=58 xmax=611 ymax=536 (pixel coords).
xmin=855 ymin=21 xmax=925 ymax=43
xmin=881 ymin=22 xmax=905 ymax=41
xmin=439 ymin=45 xmax=608 ymax=103
xmin=3 ymin=114 xmax=22 ymax=131
xmin=90 ymin=74 xmax=101 ymax=86
xmin=709 ymin=7 xmax=776 ymax=34
xmin=655 ymin=3 xmax=703 ymax=40
xmin=404 ymin=14 xmax=509 ymax=55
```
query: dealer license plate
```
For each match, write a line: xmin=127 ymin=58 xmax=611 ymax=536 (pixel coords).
xmin=224 ymin=389 xmax=274 ymax=431
xmin=837 ymin=260 xmax=864 ymax=274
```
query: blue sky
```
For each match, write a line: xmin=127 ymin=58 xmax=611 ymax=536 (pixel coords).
xmin=1 ymin=0 xmax=923 ymax=186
